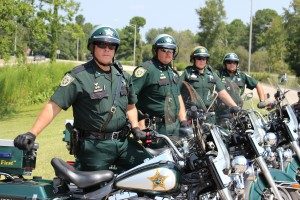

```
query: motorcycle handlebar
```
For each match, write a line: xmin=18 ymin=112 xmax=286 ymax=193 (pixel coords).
xmin=152 ymin=131 xmax=185 ymax=159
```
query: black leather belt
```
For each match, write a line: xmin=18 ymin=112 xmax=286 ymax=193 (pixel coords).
xmin=80 ymin=130 xmax=128 ymax=140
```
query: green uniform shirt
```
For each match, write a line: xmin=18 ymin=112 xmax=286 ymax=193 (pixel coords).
xmin=51 ymin=59 xmax=137 ymax=132
xmin=132 ymin=58 xmax=181 ymax=118
xmin=215 ymin=68 xmax=258 ymax=121
xmin=217 ymin=69 xmax=258 ymax=96
xmin=181 ymin=65 xmax=225 ymax=108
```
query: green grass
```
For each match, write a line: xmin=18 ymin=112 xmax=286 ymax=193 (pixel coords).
xmin=0 ymin=103 xmax=74 ymax=179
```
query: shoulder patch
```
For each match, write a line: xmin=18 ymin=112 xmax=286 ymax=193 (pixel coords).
xmin=134 ymin=67 xmax=147 ymax=78
xmin=60 ymin=73 xmax=74 ymax=86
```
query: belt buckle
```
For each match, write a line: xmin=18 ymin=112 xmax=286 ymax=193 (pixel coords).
xmin=111 ymin=131 xmax=119 ymax=140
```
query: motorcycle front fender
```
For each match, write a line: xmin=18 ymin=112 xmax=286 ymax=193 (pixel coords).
xmin=245 ymin=168 xmax=296 ymax=200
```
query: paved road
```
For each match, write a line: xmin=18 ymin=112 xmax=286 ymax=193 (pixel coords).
xmin=245 ymin=83 xmax=299 ymax=104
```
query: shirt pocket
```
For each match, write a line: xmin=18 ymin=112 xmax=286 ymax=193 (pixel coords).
xmin=89 ymin=90 xmax=108 ymax=100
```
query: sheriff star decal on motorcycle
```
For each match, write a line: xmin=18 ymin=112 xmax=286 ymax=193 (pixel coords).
xmin=147 ymin=170 xmax=168 ymax=190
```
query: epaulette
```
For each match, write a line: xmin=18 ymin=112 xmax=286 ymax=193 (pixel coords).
xmin=71 ymin=64 xmax=86 ymax=74
xmin=140 ymin=60 xmax=152 ymax=69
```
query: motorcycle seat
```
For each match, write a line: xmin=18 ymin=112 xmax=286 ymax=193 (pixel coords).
xmin=51 ymin=157 xmax=114 ymax=188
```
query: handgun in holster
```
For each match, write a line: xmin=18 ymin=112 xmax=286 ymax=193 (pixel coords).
xmin=65 ymin=123 xmax=79 ymax=155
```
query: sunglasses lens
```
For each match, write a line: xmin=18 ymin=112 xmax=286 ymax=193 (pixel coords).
xmin=160 ymin=48 xmax=174 ymax=53
xmin=95 ymin=42 xmax=116 ymax=50
xmin=195 ymin=57 xmax=206 ymax=61
xmin=226 ymin=61 xmax=238 ymax=64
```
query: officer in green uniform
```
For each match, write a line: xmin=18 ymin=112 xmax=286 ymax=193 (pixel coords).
xmin=180 ymin=46 xmax=237 ymax=124
xmin=14 ymin=26 xmax=151 ymax=172
xmin=216 ymin=52 xmax=266 ymax=123
xmin=132 ymin=34 xmax=188 ymax=137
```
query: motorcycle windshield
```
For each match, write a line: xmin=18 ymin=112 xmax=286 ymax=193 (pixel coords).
xmin=180 ymin=81 xmax=207 ymax=112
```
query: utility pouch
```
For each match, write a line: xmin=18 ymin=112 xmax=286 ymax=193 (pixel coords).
xmin=65 ymin=123 xmax=79 ymax=155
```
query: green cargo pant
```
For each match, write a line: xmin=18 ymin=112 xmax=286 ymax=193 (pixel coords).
xmin=74 ymin=137 xmax=152 ymax=173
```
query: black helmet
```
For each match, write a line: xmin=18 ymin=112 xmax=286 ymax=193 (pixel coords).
xmin=152 ymin=34 xmax=177 ymax=52
xmin=190 ymin=46 xmax=210 ymax=62
xmin=223 ymin=53 xmax=239 ymax=64
xmin=87 ymin=26 xmax=120 ymax=51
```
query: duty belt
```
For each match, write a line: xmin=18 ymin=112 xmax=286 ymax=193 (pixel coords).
xmin=80 ymin=129 xmax=128 ymax=140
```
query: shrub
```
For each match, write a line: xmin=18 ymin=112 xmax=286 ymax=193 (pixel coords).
xmin=0 ymin=62 xmax=74 ymax=118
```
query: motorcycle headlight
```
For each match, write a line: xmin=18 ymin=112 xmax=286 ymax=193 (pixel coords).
xmin=264 ymin=132 xmax=277 ymax=146
xmin=283 ymin=149 xmax=293 ymax=162
xmin=231 ymin=156 xmax=248 ymax=174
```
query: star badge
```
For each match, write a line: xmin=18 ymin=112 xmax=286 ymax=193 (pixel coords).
xmin=165 ymin=37 xmax=173 ymax=43
xmin=147 ymin=170 xmax=168 ymax=190
xmin=105 ymin=28 xmax=114 ymax=36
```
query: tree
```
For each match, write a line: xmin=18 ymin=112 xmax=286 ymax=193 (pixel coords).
xmin=117 ymin=16 xmax=146 ymax=65
xmin=251 ymin=9 xmax=280 ymax=52
xmin=37 ymin=0 xmax=80 ymax=61
xmin=0 ymin=0 xmax=34 ymax=61
xmin=196 ymin=0 xmax=226 ymax=49
xmin=258 ymin=15 xmax=288 ymax=73
xmin=196 ymin=0 xmax=229 ymax=67
xmin=226 ymin=19 xmax=248 ymax=50
xmin=284 ymin=0 xmax=300 ymax=76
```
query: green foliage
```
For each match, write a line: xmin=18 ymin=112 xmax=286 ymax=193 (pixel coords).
xmin=0 ymin=62 xmax=74 ymax=118
xmin=226 ymin=19 xmax=248 ymax=49
xmin=196 ymin=0 xmax=226 ymax=49
xmin=250 ymin=72 xmax=271 ymax=82
xmin=284 ymin=0 xmax=300 ymax=76
xmin=252 ymin=9 xmax=280 ymax=52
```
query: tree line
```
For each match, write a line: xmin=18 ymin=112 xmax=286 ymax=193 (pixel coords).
xmin=0 ymin=0 xmax=299 ymax=76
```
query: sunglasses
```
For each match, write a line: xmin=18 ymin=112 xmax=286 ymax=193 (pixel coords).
xmin=159 ymin=48 xmax=174 ymax=54
xmin=225 ymin=61 xmax=238 ymax=64
xmin=94 ymin=42 xmax=117 ymax=50
xmin=195 ymin=57 xmax=207 ymax=61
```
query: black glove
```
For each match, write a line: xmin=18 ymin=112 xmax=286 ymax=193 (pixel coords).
xmin=132 ymin=127 xmax=147 ymax=140
xmin=229 ymin=106 xmax=241 ymax=114
xmin=14 ymin=132 xmax=36 ymax=151
xmin=180 ymin=120 xmax=190 ymax=128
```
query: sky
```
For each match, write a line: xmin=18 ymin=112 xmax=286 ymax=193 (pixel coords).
xmin=76 ymin=0 xmax=292 ymax=41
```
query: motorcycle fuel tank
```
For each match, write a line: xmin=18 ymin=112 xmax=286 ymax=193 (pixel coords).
xmin=115 ymin=150 xmax=180 ymax=194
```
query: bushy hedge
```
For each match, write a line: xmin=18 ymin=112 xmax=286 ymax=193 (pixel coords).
xmin=0 ymin=62 xmax=74 ymax=118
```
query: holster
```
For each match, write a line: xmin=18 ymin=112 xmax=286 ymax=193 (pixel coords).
xmin=65 ymin=123 xmax=79 ymax=155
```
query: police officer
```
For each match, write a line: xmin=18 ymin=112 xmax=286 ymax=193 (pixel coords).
xmin=216 ymin=53 xmax=266 ymax=125
xmin=14 ymin=26 xmax=151 ymax=172
xmin=218 ymin=53 xmax=266 ymax=104
xmin=180 ymin=46 xmax=237 ymax=123
xmin=132 ymin=34 xmax=188 ymax=137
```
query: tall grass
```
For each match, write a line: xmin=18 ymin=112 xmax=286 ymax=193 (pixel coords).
xmin=0 ymin=62 xmax=75 ymax=118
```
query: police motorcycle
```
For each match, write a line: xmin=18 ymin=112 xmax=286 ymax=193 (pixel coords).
xmin=0 ymin=82 xmax=239 ymax=200
xmin=256 ymin=74 xmax=300 ymax=184
xmin=225 ymin=78 xmax=300 ymax=200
